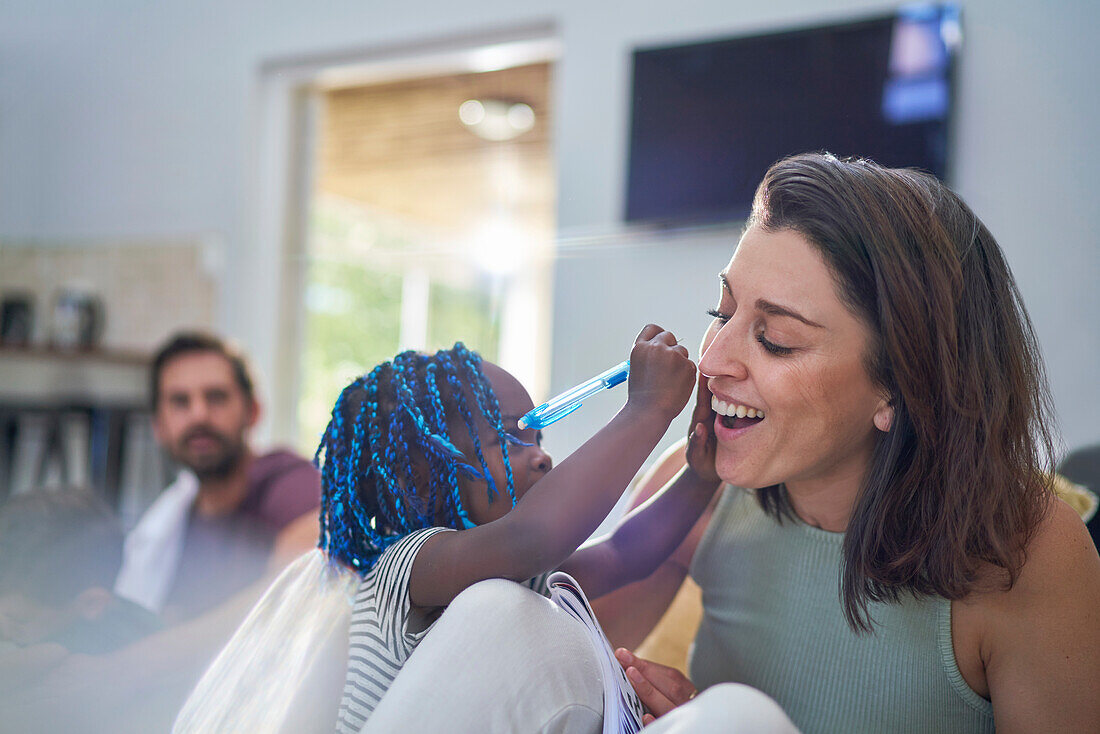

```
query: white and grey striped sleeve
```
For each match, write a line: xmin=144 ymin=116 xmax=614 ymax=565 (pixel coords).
xmin=522 ymin=570 xmax=553 ymax=597
xmin=335 ymin=527 xmax=449 ymax=733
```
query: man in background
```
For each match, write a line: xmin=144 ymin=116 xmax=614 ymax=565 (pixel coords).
xmin=115 ymin=331 xmax=320 ymax=624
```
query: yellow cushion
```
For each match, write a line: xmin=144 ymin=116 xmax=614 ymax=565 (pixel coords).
xmin=634 ymin=577 xmax=703 ymax=677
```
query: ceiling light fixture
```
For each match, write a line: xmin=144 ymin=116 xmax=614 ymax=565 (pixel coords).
xmin=458 ymin=99 xmax=535 ymax=141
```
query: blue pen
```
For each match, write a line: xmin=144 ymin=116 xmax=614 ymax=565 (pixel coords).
xmin=518 ymin=360 xmax=630 ymax=430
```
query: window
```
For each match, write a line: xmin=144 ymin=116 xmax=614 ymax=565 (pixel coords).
xmin=293 ymin=57 xmax=555 ymax=453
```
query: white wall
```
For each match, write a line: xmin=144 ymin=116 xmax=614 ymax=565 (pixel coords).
xmin=1 ymin=0 xmax=1097 ymax=462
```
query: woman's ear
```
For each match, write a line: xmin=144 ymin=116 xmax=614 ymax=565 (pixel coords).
xmin=873 ymin=400 xmax=895 ymax=433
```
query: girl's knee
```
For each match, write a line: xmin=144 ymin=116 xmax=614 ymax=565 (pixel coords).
xmin=436 ymin=579 xmax=591 ymax=661
xmin=690 ymin=684 xmax=798 ymax=732
xmin=447 ymin=578 xmax=541 ymax=615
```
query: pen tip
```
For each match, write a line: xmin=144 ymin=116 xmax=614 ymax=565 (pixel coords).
xmin=517 ymin=418 xmax=528 ymax=430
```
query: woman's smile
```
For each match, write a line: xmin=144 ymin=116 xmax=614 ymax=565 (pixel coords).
xmin=710 ymin=392 xmax=766 ymax=438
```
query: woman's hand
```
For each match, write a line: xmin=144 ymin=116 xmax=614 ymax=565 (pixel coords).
xmin=685 ymin=373 xmax=720 ymax=486
xmin=615 ymin=647 xmax=697 ymax=724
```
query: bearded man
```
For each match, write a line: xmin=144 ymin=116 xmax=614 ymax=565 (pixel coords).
xmin=114 ymin=332 xmax=320 ymax=624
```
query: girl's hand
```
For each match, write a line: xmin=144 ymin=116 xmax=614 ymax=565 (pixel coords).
xmin=625 ymin=325 xmax=696 ymax=423
xmin=685 ymin=372 xmax=720 ymax=485
xmin=615 ymin=647 xmax=697 ymax=723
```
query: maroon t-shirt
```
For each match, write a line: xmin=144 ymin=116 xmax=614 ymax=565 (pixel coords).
xmin=161 ymin=450 xmax=320 ymax=623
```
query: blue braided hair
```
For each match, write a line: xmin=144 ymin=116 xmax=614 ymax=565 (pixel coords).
xmin=315 ymin=343 xmax=520 ymax=576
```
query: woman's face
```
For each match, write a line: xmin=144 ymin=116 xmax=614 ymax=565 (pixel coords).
xmin=699 ymin=225 xmax=889 ymax=495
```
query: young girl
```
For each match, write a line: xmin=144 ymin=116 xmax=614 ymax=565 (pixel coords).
xmin=174 ymin=324 xmax=720 ymax=733
xmin=324 ymin=324 xmax=720 ymax=731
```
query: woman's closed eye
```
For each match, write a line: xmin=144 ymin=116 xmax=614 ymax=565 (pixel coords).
xmin=755 ymin=332 xmax=794 ymax=356
xmin=707 ymin=308 xmax=794 ymax=356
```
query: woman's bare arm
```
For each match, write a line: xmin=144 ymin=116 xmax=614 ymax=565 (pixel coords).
xmin=586 ymin=438 xmax=712 ymax=649
xmin=978 ymin=499 xmax=1100 ymax=731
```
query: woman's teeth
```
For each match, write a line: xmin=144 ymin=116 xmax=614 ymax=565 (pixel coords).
xmin=711 ymin=396 xmax=765 ymax=419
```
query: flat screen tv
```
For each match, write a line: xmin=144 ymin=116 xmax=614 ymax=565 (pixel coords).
xmin=625 ymin=5 xmax=961 ymax=224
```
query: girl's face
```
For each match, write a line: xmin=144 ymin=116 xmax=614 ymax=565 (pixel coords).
xmin=698 ymin=225 xmax=890 ymax=497
xmin=453 ymin=362 xmax=553 ymax=526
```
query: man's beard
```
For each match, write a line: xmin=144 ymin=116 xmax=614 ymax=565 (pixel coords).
xmin=171 ymin=425 xmax=247 ymax=481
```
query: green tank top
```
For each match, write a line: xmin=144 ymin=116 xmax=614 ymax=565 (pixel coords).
xmin=689 ymin=487 xmax=995 ymax=733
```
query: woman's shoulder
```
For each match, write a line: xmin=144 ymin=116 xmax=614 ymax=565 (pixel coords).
xmin=1004 ymin=497 xmax=1097 ymax=596
xmin=965 ymin=498 xmax=1098 ymax=614
xmin=958 ymin=498 xmax=1100 ymax=726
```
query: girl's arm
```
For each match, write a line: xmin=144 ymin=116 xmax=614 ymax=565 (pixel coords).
xmin=561 ymin=374 xmax=721 ymax=601
xmin=408 ymin=325 xmax=697 ymax=609
xmin=558 ymin=462 xmax=718 ymax=600
xmin=586 ymin=441 xmax=698 ymax=649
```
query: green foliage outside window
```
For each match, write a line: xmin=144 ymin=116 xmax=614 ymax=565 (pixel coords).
xmin=297 ymin=200 xmax=502 ymax=454
xmin=297 ymin=259 xmax=402 ymax=453
xmin=427 ymin=280 xmax=500 ymax=363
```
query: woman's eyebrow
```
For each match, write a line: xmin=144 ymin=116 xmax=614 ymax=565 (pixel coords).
xmin=755 ymin=299 xmax=825 ymax=329
xmin=720 ymin=273 xmax=824 ymax=328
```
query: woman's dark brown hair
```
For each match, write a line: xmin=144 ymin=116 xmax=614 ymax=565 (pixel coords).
xmin=749 ymin=152 xmax=1055 ymax=631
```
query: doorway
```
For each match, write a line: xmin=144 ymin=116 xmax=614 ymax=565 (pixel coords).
xmin=285 ymin=40 xmax=557 ymax=452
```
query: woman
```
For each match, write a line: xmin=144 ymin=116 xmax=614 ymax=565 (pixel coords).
xmin=598 ymin=153 xmax=1100 ymax=732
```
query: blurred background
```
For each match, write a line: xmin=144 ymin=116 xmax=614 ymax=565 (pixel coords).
xmin=0 ymin=0 xmax=1097 ymax=520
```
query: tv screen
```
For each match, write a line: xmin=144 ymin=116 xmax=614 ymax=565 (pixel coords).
xmin=625 ymin=5 xmax=961 ymax=223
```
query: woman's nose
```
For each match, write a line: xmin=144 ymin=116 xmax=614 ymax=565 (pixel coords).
xmin=698 ymin=322 xmax=749 ymax=381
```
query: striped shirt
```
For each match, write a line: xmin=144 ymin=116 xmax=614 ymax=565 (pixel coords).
xmin=334 ymin=527 xmax=551 ymax=733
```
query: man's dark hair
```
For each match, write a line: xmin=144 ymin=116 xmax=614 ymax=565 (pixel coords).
xmin=151 ymin=331 xmax=256 ymax=410
xmin=0 ymin=490 xmax=123 ymax=605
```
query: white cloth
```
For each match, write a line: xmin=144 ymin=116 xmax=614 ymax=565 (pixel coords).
xmin=173 ymin=549 xmax=359 ymax=734
xmin=172 ymin=548 xmax=797 ymax=733
xmin=113 ymin=471 xmax=198 ymax=612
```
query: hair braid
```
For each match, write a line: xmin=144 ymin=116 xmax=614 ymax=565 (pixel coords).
xmin=363 ymin=369 xmax=406 ymax=544
xmin=436 ymin=352 xmax=494 ymax=524
xmin=457 ymin=345 xmax=517 ymax=505
xmin=316 ymin=370 xmax=403 ymax=571
xmin=424 ymin=362 xmax=459 ymax=527
xmin=438 ymin=351 xmax=498 ymax=502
